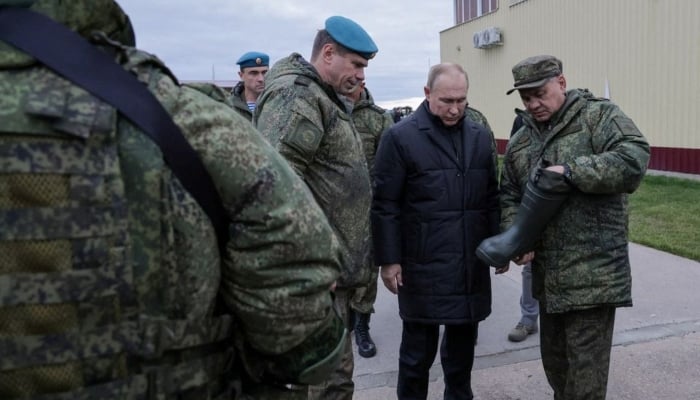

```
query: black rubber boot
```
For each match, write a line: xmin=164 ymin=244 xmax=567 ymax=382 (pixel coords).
xmin=354 ymin=312 xmax=377 ymax=358
xmin=476 ymin=168 xmax=571 ymax=267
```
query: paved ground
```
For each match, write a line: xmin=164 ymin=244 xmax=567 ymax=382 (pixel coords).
xmin=351 ymin=243 xmax=700 ymax=399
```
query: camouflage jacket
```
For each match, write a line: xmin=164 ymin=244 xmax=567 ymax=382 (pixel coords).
xmin=229 ymin=81 xmax=253 ymax=121
xmin=254 ymin=53 xmax=372 ymax=289
xmin=352 ymin=87 xmax=393 ymax=171
xmin=0 ymin=1 xmax=341 ymax=397
xmin=500 ymin=89 xmax=650 ymax=313
xmin=465 ymin=106 xmax=491 ymax=132
xmin=465 ymin=106 xmax=499 ymax=178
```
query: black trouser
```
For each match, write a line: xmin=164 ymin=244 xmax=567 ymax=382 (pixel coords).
xmin=540 ymin=306 xmax=616 ymax=400
xmin=397 ymin=321 xmax=478 ymax=400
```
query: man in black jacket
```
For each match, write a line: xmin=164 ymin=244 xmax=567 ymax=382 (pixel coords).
xmin=371 ymin=63 xmax=506 ymax=400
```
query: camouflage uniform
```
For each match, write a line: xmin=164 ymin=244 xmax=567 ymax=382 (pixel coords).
xmin=500 ymin=88 xmax=650 ymax=399
xmin=254 ymin=53 xmax=373 ymax=399
xmin=349 ymin=87 xmax=393 ymax=315
xmin=0 ymin=2 xmax=344 ymax=399
xmin=464 ymin=106 xmax=491 ymax=131
xmin=186 ymin=80 xmax=235 ymax=106
xmin=229 ymin=81 xmax=253 ymax=121
xmin=254 ymin=53 xmax=372 ymax=291
xmin=464 ymin=106 xmax=498 ymax=178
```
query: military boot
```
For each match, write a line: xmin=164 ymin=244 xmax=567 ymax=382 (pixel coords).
xmin=476 ymin=167 xmax=572 ymax=267
xmin=354 ymin=312 xmax=376 ymax=358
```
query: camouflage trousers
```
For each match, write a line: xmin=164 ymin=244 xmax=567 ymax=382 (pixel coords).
xmin=349 ymin=264 xmax=379 ymax=314
xmin=540 ymin=306 xmax=616 ymax=400
xmin=308 ymin=288 xmax=355 ymax=400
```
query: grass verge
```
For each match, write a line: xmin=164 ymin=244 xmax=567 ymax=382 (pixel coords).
xmin=628 ymin=175 xmax=700 ymax=262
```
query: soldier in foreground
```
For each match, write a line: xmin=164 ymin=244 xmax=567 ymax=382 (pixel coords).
xmin=230 ymin=51 xmax=269 ymax=121
xmin=0 ymin=1 xmax=344 ymax=399
xmin=347 ymin=81 xmax=394 ymax=359
xmin=478 ymin=55 xmax=650 ymax=399
xmin=254 ymin=15 xmax=378 ymax=400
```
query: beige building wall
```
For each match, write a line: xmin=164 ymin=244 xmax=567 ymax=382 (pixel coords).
xmin=441 ymin=0 xmax=700 ymax=172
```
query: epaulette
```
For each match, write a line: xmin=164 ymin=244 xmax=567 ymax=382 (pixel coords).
xmin=370 ymin=104 xmax=386 ymax=114
xmin=294 ymin=75 xmax=312 ymax=87
xmin=118 ymin=48 xmax=180 ymax=86
xmin=579 ymin=88 xmax=609 ymax=102
xmin=184 ymin=82 xmax=232 ymax=105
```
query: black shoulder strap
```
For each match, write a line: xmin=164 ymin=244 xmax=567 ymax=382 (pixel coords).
xmin=294 ymin=75 xmax=312 ymax=87
xmin=0 ymin=7 xmax=230 ymax=251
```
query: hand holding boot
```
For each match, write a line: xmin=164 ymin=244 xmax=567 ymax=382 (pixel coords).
xmin=476 ymin=166 xmax=573 ymax=267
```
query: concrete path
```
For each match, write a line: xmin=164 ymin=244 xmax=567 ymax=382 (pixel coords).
xmin=352 ymin=243 xmax=700 ymax=399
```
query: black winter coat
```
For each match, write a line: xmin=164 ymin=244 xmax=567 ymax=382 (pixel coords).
xmin=371 ymin=102 xmax=500 ymax=324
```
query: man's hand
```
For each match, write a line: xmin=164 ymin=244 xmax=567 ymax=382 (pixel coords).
xmin=495 ymin=265 xmax=510 ymax=274
xmin=513 ymin=251 xmax=535 ymax=265
xmin=380 ymin=263 xmax=402 ymax=295
xmin=545 ymin=165 xmax=565 ymax=174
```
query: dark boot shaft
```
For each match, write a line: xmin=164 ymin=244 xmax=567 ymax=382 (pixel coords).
xmin=476 ymin=168 xmax=571 ymax=266
xmin=354 ymin=313 xmax=377 ymax=358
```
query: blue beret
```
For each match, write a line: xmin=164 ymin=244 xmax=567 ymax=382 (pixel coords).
xmin=325 ymin=16 xmax=378 ymax=60
xmin=236 ymin=51 xmax=269 ymax=69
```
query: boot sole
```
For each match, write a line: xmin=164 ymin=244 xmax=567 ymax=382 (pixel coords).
xmin=358 ymin=348 xmax=376 ymax=358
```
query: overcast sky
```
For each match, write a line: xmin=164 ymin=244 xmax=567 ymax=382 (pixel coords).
xmin=116 ymin=0 xmax=453 ymax=106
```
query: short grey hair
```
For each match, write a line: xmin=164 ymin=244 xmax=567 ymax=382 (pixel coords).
xmin=426 ymin=63 xmax=468 ymax=90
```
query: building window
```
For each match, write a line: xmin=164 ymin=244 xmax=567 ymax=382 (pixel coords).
xmin=455 ymin=0 xmax=498 ymax=24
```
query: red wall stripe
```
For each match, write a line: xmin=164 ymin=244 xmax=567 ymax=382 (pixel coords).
xmin=495 ymin=139 xmax=700 ymax=175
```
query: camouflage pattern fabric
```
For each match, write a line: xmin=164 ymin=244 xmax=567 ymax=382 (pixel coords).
xmin=540 ymin=307 xmax=616 ymax=400
xmin=352 ymin=87 xmax=394 ymax=174
xmin=151 ymin=68 xmax=344 ymax=367
xmin=307 ymin=289 xmax=355 ymax=400
xmin=465 ymin=106 xmax=499 ymax=178
xmin=500 ymin=88 xmax=647 ymax=399
xmin=254 ymin=53 xmax=373 ymax=290
xmin=464 ymin=106 xmax=491 ymax=131
xmin=349 ymin=264 xmax=378 ymax=314
xmin=349 ymin=87 xmax=393 ymax=314
xmin=185 ymin=81 xmax=235 ymax=107
xmin=500 ymin=89 xmax=650 ymax=314
xmin=0 ymin=1 xmax=343 ymax=398
xmin=254 ymin=52 xmax=373 ymax=399
xmin=229 ymin=81 xmax=253 ymax=121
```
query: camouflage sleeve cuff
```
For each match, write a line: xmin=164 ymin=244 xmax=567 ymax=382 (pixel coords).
xmin=531 ymin=167 xmax=573 ymax=193
xmin=250 ymin=299 xmax=346 ymax=385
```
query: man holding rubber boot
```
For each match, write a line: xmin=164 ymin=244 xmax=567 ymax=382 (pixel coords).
xmin=477 ymin=55 xmax=650 ymax=400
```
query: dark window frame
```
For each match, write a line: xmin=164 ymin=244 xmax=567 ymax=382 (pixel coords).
xmin=454 ymin=0 xmax=499 ymax=24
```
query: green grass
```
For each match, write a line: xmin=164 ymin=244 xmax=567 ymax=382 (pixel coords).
xmin=628 ymin=175 xmax=700 ymax=262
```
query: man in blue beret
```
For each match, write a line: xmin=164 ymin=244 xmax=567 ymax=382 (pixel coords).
xmin=230 ymin=50 xmax=269 ymax=121
xmin=254 ymin=15 xmax=378 ymax=400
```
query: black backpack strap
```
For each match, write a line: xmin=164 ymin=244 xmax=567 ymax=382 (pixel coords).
xmin=0 ymin=6 xmax=230 ymax=251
